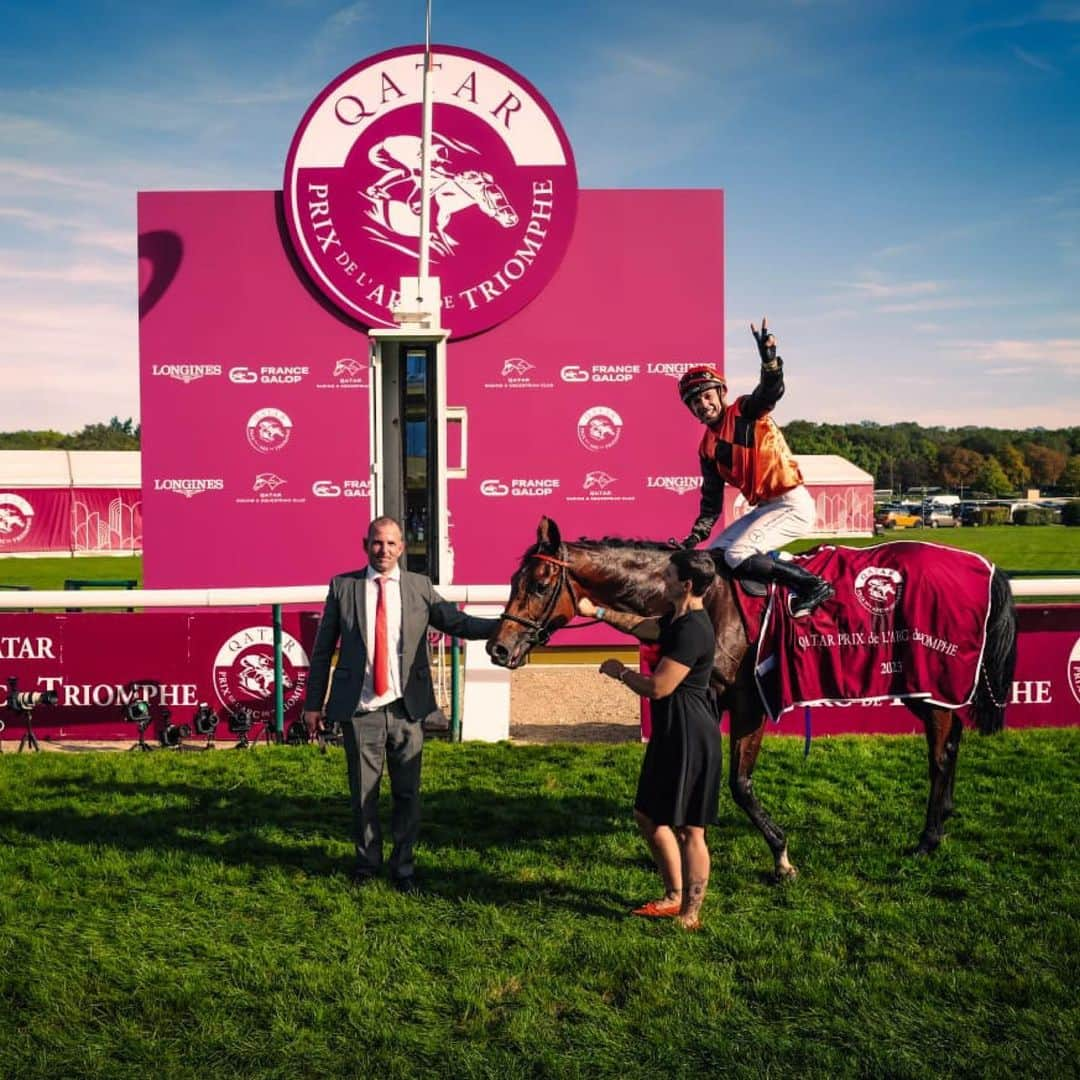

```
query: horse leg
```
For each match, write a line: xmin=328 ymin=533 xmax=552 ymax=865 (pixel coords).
xmin=729 ymin=686 xmax=796 ymax=881
xmin=916 ymin=708 xmax=964 ymax=855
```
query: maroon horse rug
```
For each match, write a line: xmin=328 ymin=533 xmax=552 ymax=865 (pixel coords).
xmin=751 ymin=542 xmax=995 ymax=720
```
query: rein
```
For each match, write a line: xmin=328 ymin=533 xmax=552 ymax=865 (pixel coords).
xmin=499 ymin=546 xmax=597 ymax=646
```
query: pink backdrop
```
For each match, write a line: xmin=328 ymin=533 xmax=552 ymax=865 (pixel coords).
xmin=138 ymin=189 xmax=724 ymax=594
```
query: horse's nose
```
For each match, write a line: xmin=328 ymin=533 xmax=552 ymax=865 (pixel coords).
xmin=489 ymin=641 xmax=510 ymax=667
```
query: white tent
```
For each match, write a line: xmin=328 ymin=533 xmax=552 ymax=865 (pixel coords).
xmin=0 ymin=451 xmax=140 ymax=488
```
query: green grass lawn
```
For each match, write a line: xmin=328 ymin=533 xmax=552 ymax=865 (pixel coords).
xmin=2 ymin=734 xmax=1077 ymax=1079
xmin=787 ymin=524 xmax=1080 ymax=573
xmin=0 ymin=555 xmax=142 ymax=592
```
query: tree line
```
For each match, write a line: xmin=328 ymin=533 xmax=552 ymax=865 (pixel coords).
xmin=781 ymin=421 xmax=1080 ymax=497
xmin=0 ymin=417 xmax=141 ymax=451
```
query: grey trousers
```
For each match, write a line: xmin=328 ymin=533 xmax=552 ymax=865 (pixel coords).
xmin=341 ymin=700 xmax=424 ymax=880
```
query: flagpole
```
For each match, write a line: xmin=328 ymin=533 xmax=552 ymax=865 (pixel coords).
xmin=418 ymin=0 xmax=433 ymax=286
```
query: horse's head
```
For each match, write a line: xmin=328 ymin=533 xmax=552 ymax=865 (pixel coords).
xmin=456 ymin=170 xmax=519 ymax=228
xmin=488 ymin=516 xmax=577 ymax=669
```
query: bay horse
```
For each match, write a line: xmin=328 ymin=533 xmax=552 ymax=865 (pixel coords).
xmin=487 ymin=516 xmax=1018 ymax=880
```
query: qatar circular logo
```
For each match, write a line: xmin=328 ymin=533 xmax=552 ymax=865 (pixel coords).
xmin=246 ymin=408 xmax=293 ymax=453
xmin=853 ymin=566 xmax=904 ymax=616
xmin=0 ymin=493 xmax=34 ymax=546
xmin=213 ymin=626 xmax=310 ymax=721
xmin=283 ymin=45 xmax=577 ymax=338
xmin=577 ymin=406 xmax=623 ymax=452
xmin=1068 ymin=636 xmax=1080 ymax=707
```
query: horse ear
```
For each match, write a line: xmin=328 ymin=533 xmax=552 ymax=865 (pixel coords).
xmin=537 ymin=516 xmax=561 ymax=552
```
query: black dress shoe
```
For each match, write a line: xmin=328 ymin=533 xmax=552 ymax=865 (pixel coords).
xmin=392 ymin=875 xmax=420 ymax=894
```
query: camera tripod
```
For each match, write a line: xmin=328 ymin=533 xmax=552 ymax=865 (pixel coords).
xmin=129 ymin=719 xmax=155 ymax=751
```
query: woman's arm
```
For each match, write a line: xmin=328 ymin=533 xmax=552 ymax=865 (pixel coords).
xmin=578 ymin=596 xmax=661 ymax=643
xmin=599 ymin=656 xmax=690 ymax=701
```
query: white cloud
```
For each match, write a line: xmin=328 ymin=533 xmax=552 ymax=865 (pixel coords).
xmin=0 ymin=299 xmax=137 ymax=431
xmin=1011 ymin=46 xmax=1059 ymax=74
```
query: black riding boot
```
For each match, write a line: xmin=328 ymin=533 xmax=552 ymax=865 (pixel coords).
xmin=733 ymin=553 xmax=834 ymax=619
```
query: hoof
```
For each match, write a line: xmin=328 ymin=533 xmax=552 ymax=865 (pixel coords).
xmin=914 ymin=837 xmax=940 ymax=857
xmin=773 ymin=864 xmax=798 ymax=883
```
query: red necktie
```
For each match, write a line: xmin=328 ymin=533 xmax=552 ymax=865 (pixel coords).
xmin=373 ymin=575 xmax=390 ymax=697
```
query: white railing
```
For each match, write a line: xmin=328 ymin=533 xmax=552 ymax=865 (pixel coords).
xmin=0 ymin=584 xmax=510 ymax=610
xmin=0 ymin=579 xmax=1078 ymax=611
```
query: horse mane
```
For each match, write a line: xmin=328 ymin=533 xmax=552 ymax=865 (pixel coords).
xmin=572 ymin=536 xmax=674 ymax=552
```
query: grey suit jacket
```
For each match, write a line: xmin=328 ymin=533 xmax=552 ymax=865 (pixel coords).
xmin=303 ymin=567 xmax=499 ymax=722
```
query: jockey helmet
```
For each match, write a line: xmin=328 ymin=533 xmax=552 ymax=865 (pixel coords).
xmin=678 ymin=366 xmax=726 ymax=404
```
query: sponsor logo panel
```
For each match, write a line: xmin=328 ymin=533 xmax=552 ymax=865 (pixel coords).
xmin=483 ymin=357 xmax=554 ymax=391
xmin=246 ymin=408 xmax=293 ymax=454
xmin=316 ymin=358 xmax=368 ymax=390
xmin=150 ymin=364 xmax=222 ymax=384
xmin=229 ymin=365 xmax=310 ymax=386
xmin=576 ymin=406 xmax=623 ymax=452
xmin=235 ymin=474 xmax=307 ymax=506
xmin=646 ymin=475 xmax=703 ymax=496
xmin=312 ymin=479 xmax=372 ymax=498
xmin=565 ymin=471 xmax=636 ymax=504
xmin=1068 ymin=636 xmax=1080 ymax=707
xmin=153 ymin=478 xmax=225 ymax=499
xmin=213 ymin=626 xmax=310 ymax=722
xmin=0 ymin=493 xmax=35 ymax=545
xmin=479 ymin=478 xmax=560 ymax=497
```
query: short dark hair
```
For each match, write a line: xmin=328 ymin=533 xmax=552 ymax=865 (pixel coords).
xmin=366 ymin=515 xmax=404 ymax=542
xmin=669 ymin=549 xmax=716 ymax=596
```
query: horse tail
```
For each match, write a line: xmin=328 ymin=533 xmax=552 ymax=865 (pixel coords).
xmin=972 ymin=566 xmax=1017 ymax=735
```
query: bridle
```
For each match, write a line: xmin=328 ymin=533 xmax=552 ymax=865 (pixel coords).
xmin=498 ymin=546 xmax=581 ymax=649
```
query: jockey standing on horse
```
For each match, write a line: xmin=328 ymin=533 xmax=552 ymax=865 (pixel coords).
xmin=677 ymin=318 xmax=834 ymax=619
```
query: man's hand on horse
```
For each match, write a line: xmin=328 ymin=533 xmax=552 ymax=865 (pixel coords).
xmin=751 ymin=316 xmax=779 ymax=368
xmin=303 ymin=709 xmax=325 ymax=739
xmin=577 ymin=596 xmax=598 ymax=618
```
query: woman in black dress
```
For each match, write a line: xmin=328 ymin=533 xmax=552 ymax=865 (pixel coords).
xmin=579 ymin=548 xmax=719 ymax=930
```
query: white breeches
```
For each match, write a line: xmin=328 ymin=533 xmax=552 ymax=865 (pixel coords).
xmin=709 ymin=485 xmax=816 ymax=568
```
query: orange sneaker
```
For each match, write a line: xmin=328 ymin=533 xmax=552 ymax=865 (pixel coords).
xmin=631 ymin=898 xmax=681 ymax=918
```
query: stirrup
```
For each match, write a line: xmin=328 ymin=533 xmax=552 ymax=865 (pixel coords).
xmin=789 ymin=581 xmax=834 ymax=619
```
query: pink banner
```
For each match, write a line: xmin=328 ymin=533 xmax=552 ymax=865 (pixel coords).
xmin=0 ymin=611 xmax=317 ymax=743
xmin=0 ymin=488 xmax=141 ymax=555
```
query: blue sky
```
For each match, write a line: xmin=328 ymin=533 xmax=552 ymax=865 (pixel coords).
xmin=1 ymin=0 xmax=1077 ymax=431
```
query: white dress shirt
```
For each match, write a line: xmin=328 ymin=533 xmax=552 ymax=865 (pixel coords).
xmin=359 ymin=564 xmax=404 ymax=709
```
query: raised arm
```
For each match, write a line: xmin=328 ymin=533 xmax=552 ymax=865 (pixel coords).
xmin=742 ymin=316 xmax=786 ymax=421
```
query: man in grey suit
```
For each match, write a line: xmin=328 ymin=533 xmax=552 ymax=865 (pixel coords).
xmin=303 ymin=516 xmax=498 ymax=891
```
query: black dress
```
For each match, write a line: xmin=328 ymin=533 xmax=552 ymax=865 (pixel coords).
xmin=634 ymin=608 xmax=720 ymax=827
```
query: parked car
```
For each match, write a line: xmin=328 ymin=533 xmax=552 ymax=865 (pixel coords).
xmin=923 ymin=506 xmax=961 ymax=528
xmin=957 ymin=502 xmax=981 ymax=526
xmin=875 ymin=504 xmax=923 ymax=529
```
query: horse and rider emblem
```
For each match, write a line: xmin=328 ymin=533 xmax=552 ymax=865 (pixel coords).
xmin=577 ymin=407 xmax=623 ymax=452
xmin=853 ymin=566 xmax=904 ymax=616
xmin=282 ymin=46 xmax=578 ymax=336
xmin=361 ymin=133 xmax=518 ymax=259
xmin=0 ymin=494 xmax=34 ymax=545
xmin=246 ymin=409 xmax=293 ymax=454
xmin=213 ymin=628 xmax=310 ymax=722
